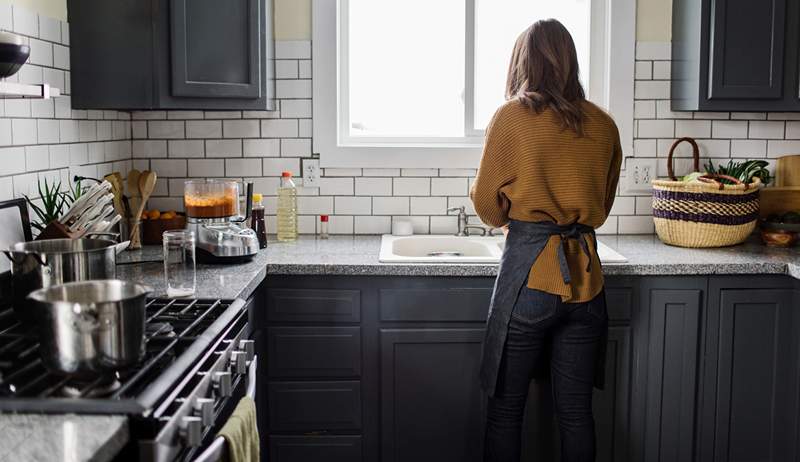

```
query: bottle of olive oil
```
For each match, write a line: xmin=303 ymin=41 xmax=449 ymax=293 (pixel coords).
xmin=277 ymin=171 xmax=298 ymax=242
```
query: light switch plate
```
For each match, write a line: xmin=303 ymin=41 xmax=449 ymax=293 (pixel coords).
xmin=302 ymin=159 xmax=320 ymax=188
xmin=622 ymin=158 xmax=657 ymax=195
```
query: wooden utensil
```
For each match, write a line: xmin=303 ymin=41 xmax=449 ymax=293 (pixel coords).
xmin=129 ymin=170 xmax=157 ymax=249
xmin=775 ymin=155 xmax=800 ymax=187
xmin=127 ymin=169 xmax=141 ymax=217
xmin=103 ymin=173 xmax=126 ymax=218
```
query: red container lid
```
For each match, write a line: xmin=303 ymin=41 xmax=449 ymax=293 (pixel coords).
xmin=320 ymin=215 xmax=329 ymax=222
xmin=281 ymin=171 xmax=293 ymax=177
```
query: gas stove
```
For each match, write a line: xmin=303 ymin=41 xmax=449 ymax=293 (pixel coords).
xmin=0 ymin=297 xmax=255 ymax=461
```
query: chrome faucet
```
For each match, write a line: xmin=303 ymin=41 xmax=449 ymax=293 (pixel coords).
xmin=447 ymin=206 xmax=486 ymax=237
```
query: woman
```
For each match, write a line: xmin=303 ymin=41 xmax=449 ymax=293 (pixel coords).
xmin=471 ymin=19 xmax=622 ymax=462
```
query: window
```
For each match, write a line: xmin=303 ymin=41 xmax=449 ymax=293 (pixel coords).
xmin=313 ymin=0 xmax=634 ymax=168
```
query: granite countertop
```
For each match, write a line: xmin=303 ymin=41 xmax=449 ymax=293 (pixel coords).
xmin=0 ymin=414 xmax=128 ymax=462
xmin=259 ymin=235 xmax=800 ymax=279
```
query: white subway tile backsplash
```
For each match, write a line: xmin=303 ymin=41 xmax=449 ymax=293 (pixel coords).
xmin=634 ymin=81 xmax=669 ymax=100
xmin=430 ymin=216 xmax=458 ymax=234
xmin=186 ymin=121 xmax=222 ymax=139
xmin=711 ymin=120 xmax=747 ymax=139
xmin=223 ymin=120 xmax=259 ymax=138
xmin=12 ymin=119 xmax=37 ymax=145
xmin=675 ymin=120 xmax=710 ymax=138
xmin=168 ymin=140 xmax=204 ymax=158
xmin=280 ymin=99 xmax=312 ymax=118
xmin=148 ymin=121 xmax=184 ymax=139
xmin=275 ymin=60 xmax=298 ymax=79
xmin=205 ymin=139 xmax=242 ymax=158
xmin=373 ymin=196 xmax=409 ymax=215
xmin=188 ymin=159 xmax=224 ymax=177
xmin=748 ymin=121 xmax=784 ymax=139
xmin=12 ymin=5 xmax=38 ymax=37
xmin=52 ymin=43 xmax=69 ymax=69
xmin=298 ymin=60 xmax=312 ymax=79
xmin=25 ymin=145 xmax=49 ymax=172
xmin=275 ymin=41 xmax=312 ymax=59
xmin=731 ymin=139 xmax=767 ymax=158
xmin=335 ymin=197 xmax=371 ymax=215
xmin=618 ymin=216 xmax=655 ymax=234
xmin=276 ymin=80 xmax=312 ymax=99
xmin=132 ymin=140 xmax=167 ymax=158
xmin=30 ymin=99 xmax=54 ymax=118
xmin=355 ymin=177 xmax=392 ymax=196
xmin=354 ymin=215 xmax=391 ymax=234
xmin=280 ymin=138 xmax=311 ymax=157
xmin=243 ymin=139 xmax=280 ymax=157
xmin=319 ymin=177 xmax=353 ymax=195
xmin=150 ymin=159 xmax=187 ymax=177
xmin=5 ymin=99 xmax=31 ymax=118
xmin=431 ymin=177 xmax=468 ymax=196
xmin=28 ymin=38 xmax=52 ymax=66
xmin=410 ymin=196 xmax=447 ymax=215
xmin=0 ymin=147 xmax=26 ymax=176
xmin=634 ymin=101 xmax=656 ymax=119
xmin=0 ymin=119 xmax=10 ymax=146
xmin=204 ymin=111 xmax=241 ymax=119
xmin=634 ymin=61 xmax=652 ymax=80
xmin=637 ymin=120 xmax=674 ymax=138
xmin=0 ymin=3 xmax=12 ymax=31
xmin=393 ymin=177 xmax=431 ymax=196
xmin=263 ymin=157 xmax=300 ymax=176
xmin=767 ymin=140 xmax=800 ymax=158
xmin=297 ymin=196 xmax=333 ymax=215
xmin=298 ymin=119 xmax=312 ymax=137
xmin=652 ymin=61 xmax=670 ymax=80
xmin=36 ymin=119 xmax=59 ymax=143
xmin=262 ymin=119 xmax=298 ymax=138
xmin=225 ymin=158 xmax=261 ymax=177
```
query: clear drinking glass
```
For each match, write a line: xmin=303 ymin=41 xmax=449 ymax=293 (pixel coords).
xmin=163 ymin=230 xmax=196 ymax=298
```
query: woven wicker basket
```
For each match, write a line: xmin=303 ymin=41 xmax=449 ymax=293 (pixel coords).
xmin=651 ymin=137 xmax=762 ymax=248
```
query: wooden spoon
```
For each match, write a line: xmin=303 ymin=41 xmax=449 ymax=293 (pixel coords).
xmin=103 ymin=173 xmax=125 ymax=218
xmin=127 ymin=169 xmax=141 ymax=217
xmin=129 ymin=170 xmax=157 ymax=249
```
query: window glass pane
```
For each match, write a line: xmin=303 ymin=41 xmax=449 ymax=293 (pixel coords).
xmin=473 ymin=0 xmax=591 ymax=130
xmin=348 ymin=0 xmax=465 ymax=138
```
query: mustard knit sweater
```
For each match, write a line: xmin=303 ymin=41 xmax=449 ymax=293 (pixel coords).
xmin=470 ymin=100 xmax=623 ymax=302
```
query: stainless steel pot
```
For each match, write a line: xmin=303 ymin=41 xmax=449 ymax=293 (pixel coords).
xmin=27 ymin=280 xmax=151 ymax=376
xmin=2 ymin=238 xmax=120 ymax=321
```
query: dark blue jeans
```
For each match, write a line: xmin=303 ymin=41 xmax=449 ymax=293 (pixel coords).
xmin=484 ymin=287 xmax=608 ymax=462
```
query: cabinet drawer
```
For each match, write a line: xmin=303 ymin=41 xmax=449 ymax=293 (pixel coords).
xmin=379 ymin=287 xmax=492 ymax=322
xmin=269 ymin=435 xmax=362 ymax=462
xmin=268 ymin=327 xmax=361 ymax=378
xmin=268 ymin=381 xmax=362 ymax=431
xmin=267 ymin=289 xmax=361 ymax=323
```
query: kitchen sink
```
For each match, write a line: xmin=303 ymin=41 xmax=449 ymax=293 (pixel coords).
xmin=379 ymin=234 xmax=627 ymax=263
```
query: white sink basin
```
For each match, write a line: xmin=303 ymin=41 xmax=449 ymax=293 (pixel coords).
xmin=379 ymin=234 xmax=627 ymax=264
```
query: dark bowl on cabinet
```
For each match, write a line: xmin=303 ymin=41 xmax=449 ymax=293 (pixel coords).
xmin=0 ymin=42 xmax=30 ymax=78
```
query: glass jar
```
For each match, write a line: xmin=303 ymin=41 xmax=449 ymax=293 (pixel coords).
xmin=184 ymin=179 xmax=240 ymax=219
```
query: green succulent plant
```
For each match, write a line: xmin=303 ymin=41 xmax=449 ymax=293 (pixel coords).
xmin=24 ymin=177 xmax=85 ymax=232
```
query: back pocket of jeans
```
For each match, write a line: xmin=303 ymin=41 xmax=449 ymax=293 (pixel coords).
xmin=510 ymin=287 xmax=557 ymax=324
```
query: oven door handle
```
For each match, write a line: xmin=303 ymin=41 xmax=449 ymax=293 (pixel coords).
xmin=192 ymin=356 xmax=258 ymax=462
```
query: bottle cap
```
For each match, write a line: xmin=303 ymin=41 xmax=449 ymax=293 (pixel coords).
xmin=320 ymin=215 xmax=329 ymax=222
xmin=252 ymin=193 xmax=263 ymax=202
xmin=281 ymin=171 xmax=293 ymax=177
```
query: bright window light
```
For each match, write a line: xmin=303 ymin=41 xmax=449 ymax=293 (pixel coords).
xmin=473 ymin=0 xmax=592 ymax=130
xmin=348 ymin=0 xmax=465 ymax=138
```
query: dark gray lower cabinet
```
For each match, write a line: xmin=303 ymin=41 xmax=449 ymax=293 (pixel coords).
xmin=256 ymin=274 xmax=799 ymax=462
xmin=380 ymin=328 xmax=486 ymax=462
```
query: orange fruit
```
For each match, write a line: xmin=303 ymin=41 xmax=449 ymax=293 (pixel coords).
xmin=147 ymin=209 xmax=161 ymax=220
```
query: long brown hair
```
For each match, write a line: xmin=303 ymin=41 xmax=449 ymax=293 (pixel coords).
xmin=505 ymin=19 xmax=586 ymax=135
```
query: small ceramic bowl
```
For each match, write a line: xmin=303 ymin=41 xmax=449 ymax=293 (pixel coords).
xmin=759 ymin=221 xmax=800 ymax=247
xmin=0 ymin=31 xmax=30 ymax=78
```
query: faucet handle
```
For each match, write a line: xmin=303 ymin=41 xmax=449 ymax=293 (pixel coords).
xmin=447 ymin=206 xmax=466 ymax=214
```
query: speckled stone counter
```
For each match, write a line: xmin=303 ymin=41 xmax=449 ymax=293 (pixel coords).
xmin=0 ymin=414 xmax=128 ymax=462
xmin=116 ymin=246 xmax=271 ymax=300
xmin=258 ymin=235 xmax=800 ymax=279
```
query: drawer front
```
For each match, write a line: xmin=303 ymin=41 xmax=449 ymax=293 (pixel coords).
xmin=267 ymin=288 xmax=361 ymax=323
xmin=269 ymin=435 xmax=362 ymax=462
xmin=379 ymin=287 xmax=492 ymax=322
xmin=268 ymin=327 xmax=361 ymax=378
xmin=268 ymin=381 xmax=362 ymax=431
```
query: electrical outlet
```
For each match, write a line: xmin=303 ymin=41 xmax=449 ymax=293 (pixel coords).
xmin=622 ymin=158 xmax=657 ymax=195
xmin=303 ymin=159 xmax=320 ymax=188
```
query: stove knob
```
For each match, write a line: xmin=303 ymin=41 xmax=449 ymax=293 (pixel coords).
xmin=231 ymin=351 xmax=247 ymax=374
xmin=193 ymin=398 xmax=215 ymax=427
xmin=181 ymin=416 xmax=203 ymax=447
xmin=213 ymin=371 xmax=232 ymax=398
xmin=239 ymin=339 xmax=255 ymax=362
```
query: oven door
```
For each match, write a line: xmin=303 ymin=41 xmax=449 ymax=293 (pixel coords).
xmin=190 ymin=355 xmax=258 ymax=462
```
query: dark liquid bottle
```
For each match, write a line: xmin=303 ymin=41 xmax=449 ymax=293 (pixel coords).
xmin=251 ymin=194 xmax=268 ymax=249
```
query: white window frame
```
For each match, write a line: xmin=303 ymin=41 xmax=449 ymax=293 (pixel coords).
xmin=312 ymin=0 xmax=635 ymax=168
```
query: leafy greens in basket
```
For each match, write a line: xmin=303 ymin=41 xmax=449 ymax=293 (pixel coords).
xmin=703 ymin=159 xmax=771 ymax=185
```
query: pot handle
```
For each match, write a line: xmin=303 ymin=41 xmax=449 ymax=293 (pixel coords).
xmin=115 ymin=240 xmax=130 ymax=254
xmin=3 ymin=250 xmax=47 ymax=266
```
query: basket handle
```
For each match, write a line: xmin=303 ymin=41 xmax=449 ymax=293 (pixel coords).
xmin=697 ymin=173 xmax=748 ymax=190
xmin=667 ymin=137 xmax=700 ymax=181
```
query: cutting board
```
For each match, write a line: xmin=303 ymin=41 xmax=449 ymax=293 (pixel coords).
xmin=775 ymin=155 xmax=800 ymax=187
xmin=760 ymin=186 xmax=800 ymax=218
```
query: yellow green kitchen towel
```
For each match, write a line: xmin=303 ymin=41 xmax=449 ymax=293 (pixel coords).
xmin=217 ymin=396 xmax=260 ymax=462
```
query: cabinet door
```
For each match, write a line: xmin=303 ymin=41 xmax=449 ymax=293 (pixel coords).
xmin=170 ymin=0 xmax=261 ymax=98
xmin=708 ymin=0 xmax=786 ymax=100
xmin=701 ymin=289 xmax=799 ymax=462
xmin=380 ymin=328 xmax=486 ymax=462
xmin=642 ymin=288 xmax=705 ymax=462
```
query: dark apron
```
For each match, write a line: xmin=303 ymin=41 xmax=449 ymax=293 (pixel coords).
xmin=479 ymin=219 xmax=607 ymax=397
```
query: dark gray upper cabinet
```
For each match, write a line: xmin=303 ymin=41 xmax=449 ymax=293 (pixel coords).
xmin=67 ymin=0 xmax=274 ymax=110
xmin=672 ymin=0 xmax=800 ymax=111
